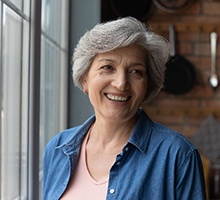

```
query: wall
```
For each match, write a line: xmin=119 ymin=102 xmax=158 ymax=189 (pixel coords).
xmin=68 ymin=0 xmax=100 ymax=127
xmin=142 ymin=0 xmax=220 ymax=139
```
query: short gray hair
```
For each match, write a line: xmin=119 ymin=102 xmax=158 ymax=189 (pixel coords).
xmin=72 ymin=17 xmax=170 ymax=102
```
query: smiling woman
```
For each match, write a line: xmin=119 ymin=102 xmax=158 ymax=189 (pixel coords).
xmin=81 ymin=45 xmax=148 ymax=123
xmin=43 ymin=17 xmax=206 ymax=200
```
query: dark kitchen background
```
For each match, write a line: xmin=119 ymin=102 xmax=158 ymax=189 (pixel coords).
xmin=102 ymin=0 xmax=220 ymax=138
xmin=102 ymin=0 xmax=220 ymax=198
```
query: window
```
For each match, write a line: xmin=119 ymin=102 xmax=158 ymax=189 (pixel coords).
xmin=0 ymin=0 xmax=69 ymax=199
xmin=1 ymin=1 xmax=30 ymax=199
xmin=39 ymin=0 xmax=69 ymax=194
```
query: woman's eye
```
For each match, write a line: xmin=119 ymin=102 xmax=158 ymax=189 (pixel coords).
xmin=101 ymin=65 xmax=113 ymax=70
xmin=130 ymin=69 xmax=143 ymax=76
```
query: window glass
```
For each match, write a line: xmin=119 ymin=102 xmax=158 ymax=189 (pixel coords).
xmin=1 ymin=5 xmax=29 ymax=199
xmin=40 ymin=35 xmax=61 ymax=145
xmin=4 ymin=0 xmax=30 ymax=16
xmin=39 ymin=0 xmax=69 ymax=196
xmin=9 ymin=0 xmax=22 ymax=11
xmin=23 ymin=0 xmax=30 ymax=17
xmin=20 ymin=19 xmax=29 ymax=198
xmin=42 ymin=0 xmax=62 ymax=45
xmin=40 ymin=0 xmax=68 ymax=155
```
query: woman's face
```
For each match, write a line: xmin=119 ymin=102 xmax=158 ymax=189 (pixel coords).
xmin=81 ymin=45 xmax=148 ymax=122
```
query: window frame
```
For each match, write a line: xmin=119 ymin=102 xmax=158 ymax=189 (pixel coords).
xmin=0 ymin=0 xmax=69 ymax=199
xmin=28 ymin=0 xmax=42 ymax=199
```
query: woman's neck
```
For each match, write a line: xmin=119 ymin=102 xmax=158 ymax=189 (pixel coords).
xmin=88 ymin=115 xmax=138 ymax=151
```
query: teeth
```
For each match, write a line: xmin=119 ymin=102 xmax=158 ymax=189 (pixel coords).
xmin=106 ymin=94 xmax=129 ymax=102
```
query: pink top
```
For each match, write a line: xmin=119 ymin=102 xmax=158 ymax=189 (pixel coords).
xmin=60 ymin=132 xmax=108 ymax=200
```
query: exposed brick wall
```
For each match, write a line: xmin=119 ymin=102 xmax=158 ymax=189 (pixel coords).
xmin=143 ymin=0 xmax=220 ymax=139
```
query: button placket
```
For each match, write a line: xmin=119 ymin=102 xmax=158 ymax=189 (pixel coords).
xmin=107 ymin=145 xmax=131 ymax=197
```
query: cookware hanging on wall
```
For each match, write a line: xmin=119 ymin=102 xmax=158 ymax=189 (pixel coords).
xmin=109 ymin=0 xmax=152 ymax=21
xmin=209 ymin=32 xmax=218 ymax=89
xmin=163 ymin=24 xmax=196 ymax=95
xmin=153 ymin=0 xmax=194 ymax=13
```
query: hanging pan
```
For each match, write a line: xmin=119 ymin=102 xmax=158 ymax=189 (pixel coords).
xmin=163 ymin=24 xmax=196 ymax=95
xmin=153 ymin=0 xmax=194 ymax=13
xmin=110 ymin=0 xmax=152 ymax=21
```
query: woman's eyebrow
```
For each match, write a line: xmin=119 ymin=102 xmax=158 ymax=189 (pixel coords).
xmin=97 ymin=57 xmax=115 ymax=63
xmin=97 ymin=58 xmax=146 ymax=68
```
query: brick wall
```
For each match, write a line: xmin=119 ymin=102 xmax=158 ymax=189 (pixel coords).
xmin=143 ymin=0 xmax=220 ymax=139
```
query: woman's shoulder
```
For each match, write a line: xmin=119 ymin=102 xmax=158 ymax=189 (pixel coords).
xmin=44 ymin=126 xmax=82 ymax=151
xmin=139 ymin=109 xmax=195 ymax=151
xmin=152 ymin=121 xmax=196 ymax=153
xmin=45 ymin=115 xmax=95 ymax=151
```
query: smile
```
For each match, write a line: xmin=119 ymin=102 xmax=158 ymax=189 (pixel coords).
xmin=105 ymin=94 xmax=131 ymax=102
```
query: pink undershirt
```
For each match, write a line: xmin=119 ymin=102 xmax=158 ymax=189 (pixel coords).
xmin=60 ymin=132 xmax=108 ymax=199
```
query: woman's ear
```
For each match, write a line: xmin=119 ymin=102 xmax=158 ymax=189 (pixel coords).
xmin=81 ymin=77 xmax=88 ymax=94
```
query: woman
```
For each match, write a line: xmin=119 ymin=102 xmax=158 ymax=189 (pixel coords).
xmin=43 ymin=17 xmax=206 ymax=199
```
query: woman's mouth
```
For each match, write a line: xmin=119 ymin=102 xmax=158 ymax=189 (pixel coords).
xmin=105 ymin=94 xmax=131 ymax=102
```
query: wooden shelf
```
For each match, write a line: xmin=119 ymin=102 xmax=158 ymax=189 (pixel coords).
xmin=148 ymin=22 xmax=220 ymax=33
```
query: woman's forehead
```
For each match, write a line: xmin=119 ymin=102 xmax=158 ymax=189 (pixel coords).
xmin=94 ymin=45 xmax=149 ymax=60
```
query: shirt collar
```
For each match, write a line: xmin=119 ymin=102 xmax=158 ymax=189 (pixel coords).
xmin=128 ymin=108 xmax=153 ymax=153
xmin=59 ymin=108 xmax=153 ymax=154
xmin=56 ymin=115 xmax=96 ymax=151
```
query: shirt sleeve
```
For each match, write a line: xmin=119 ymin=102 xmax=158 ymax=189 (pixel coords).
xmin=175 ymin=149 xmax=206 ymax=200
xmin=42 ymin=139 xmax=54 ymax=198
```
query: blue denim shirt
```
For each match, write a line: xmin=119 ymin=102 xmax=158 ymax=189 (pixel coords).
xmin=43 ymin=109 xmax=206 ymax=200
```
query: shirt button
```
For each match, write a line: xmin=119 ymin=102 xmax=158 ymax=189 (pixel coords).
xmin=116 ymin=161 xmax=120 ymax=165
xmin=125 ymin=147 xmax=129 ymax=151
xmin=110 ymin=189 xmax=115 ymax=194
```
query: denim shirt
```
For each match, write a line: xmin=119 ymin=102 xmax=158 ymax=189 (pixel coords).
xmin=43 ymin=109 xmax=206 ymax=200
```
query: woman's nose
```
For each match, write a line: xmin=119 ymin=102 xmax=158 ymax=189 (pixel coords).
xmin=111 ymin=71 xmax=130 ymax=91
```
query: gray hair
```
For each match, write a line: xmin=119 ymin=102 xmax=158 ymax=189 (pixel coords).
xmin=72 ymin=17 xmax=170 ymax=102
